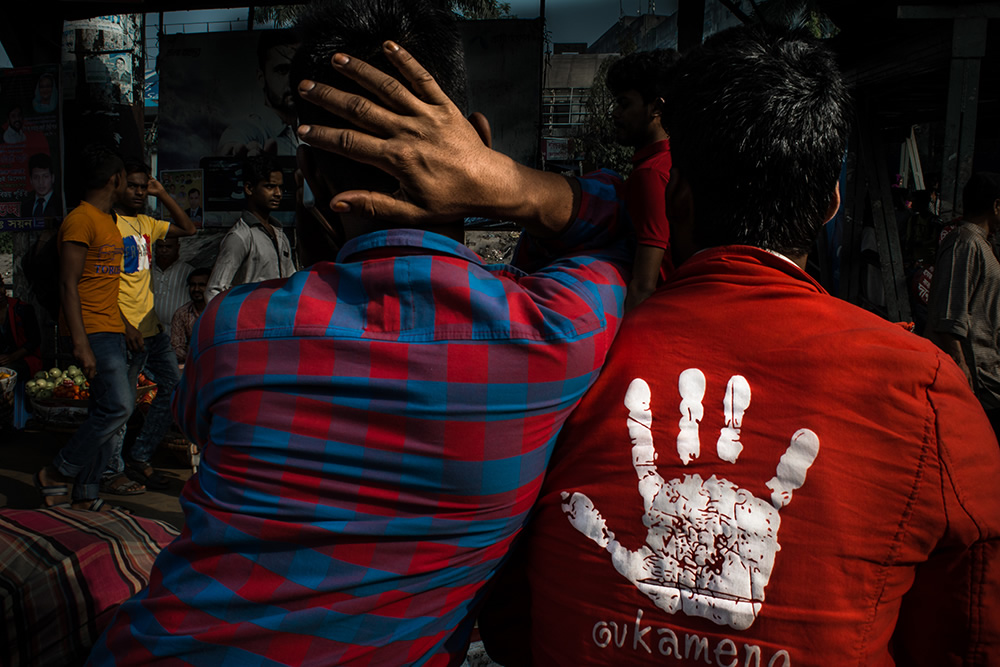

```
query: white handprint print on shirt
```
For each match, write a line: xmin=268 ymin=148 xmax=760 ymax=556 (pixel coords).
xmin=562 ymin=371 xmax=819 ymax=630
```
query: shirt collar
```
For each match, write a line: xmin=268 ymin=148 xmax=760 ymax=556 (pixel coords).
xmin=241 ymin=210 xmax=278 ymax=229
xmin=338 ymin=229 xmax=484 ymax=265
xmin=631 ymin=138 xmax=670 ymax=165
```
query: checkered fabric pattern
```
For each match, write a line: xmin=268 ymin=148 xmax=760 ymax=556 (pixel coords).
xmin=89 ymin=172 xmax=631 ymax=666
xmin=0 ymin=508 xmax=179 ymax=667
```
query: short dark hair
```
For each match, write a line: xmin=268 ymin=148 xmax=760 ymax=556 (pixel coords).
xmin=243 ymin=154 xmax=283 ymax=188
xmin=606 ymin=49 xmax=680 ymax=104
xmin=188 ymin=187 xmax=201 ymax=196
xmin=290 ymin=0 xmax=468 ymax=193
xmin=257 ymin=28 xmax=298 ymax=70
xmin=123 ymin=159 xmax=151 ymax=177
xmin=80 ymin=144 xmax=125 ymax=191
xmin=28 ymin=153 xmax=52 ymax=173
xmin=187 ymin=267 xmax=212 ymax=284
xmin=663 ymin=26 xmax=850 ymax=256
xmin=962 ymin=172 xmax=1000 ymax=218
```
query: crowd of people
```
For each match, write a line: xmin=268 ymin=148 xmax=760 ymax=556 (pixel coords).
xmin=2 ymin=0 xmax=999 ymax=664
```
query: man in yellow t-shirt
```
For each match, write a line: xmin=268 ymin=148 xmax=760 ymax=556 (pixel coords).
xmin=35 ymin=145 xmax=132 ymax=511
xmin=103 ymin=160 xmax=197 ymax=494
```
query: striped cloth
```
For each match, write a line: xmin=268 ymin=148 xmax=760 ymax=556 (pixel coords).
xmin=0 ymin=508 xmax=179 ymax=667
xmin=151 ymin=260 xmax=194 ymax=331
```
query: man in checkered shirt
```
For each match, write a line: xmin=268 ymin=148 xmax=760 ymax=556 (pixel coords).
xmin=90 ymin=1 xmax=632 ymax=665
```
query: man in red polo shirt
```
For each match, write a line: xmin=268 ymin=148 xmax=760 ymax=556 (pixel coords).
xmin=608 ymin=49 xmax=680 ymax=311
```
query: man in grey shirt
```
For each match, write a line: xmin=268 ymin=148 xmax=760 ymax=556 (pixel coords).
xmin=206 ymin=154 xmax=296 ymax=302
xmin=926 ymin=171 xmax=1000 ymax=435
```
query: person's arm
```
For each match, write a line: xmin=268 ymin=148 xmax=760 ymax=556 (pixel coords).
xmin=296 ymin=43 xmax=581 ymax=237
xmin=147 ymin=177 xmax=197 ymax=238
xmin=205 ymin=229 xmax=249 ymax=302
xmin=120 ymin=307 xmax=144 ymax=353
xmin=927 ymin=330 xmax=973 ymax=386
xmin=170 ymin=307 xmax=188 ymax=364
xmin=626 ymin=244 xmax=666 ymax=312
xmin=59 ymin=241 xmax=97 ymax=379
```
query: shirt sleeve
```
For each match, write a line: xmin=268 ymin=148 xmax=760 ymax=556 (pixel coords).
xmin=893 ymin=354 xmax=1000 ymax=664
xmin=206 ymin=228 xmax=249 ymax=302
xmin=623 ymin=165 xmax=671 ymax=249
xmin=170 ymin=307 xmax=188 ymax=364
xmin=58 ymin=210 xmax=95 ymax=248
xmin=144 ymin=215 xmax=172 ymax=243
xmin=928 ymin=233 xmax=979 ymax=338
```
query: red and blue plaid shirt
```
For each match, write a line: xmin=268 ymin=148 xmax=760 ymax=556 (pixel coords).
xmin=89 ymin=172 xmax=631 ymax=666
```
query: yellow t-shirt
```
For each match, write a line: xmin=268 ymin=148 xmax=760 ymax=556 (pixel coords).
xmin=117 ymin=213 xmax=172 ymax=337
xmin=58 ymin=201 xmax=125 ymax=335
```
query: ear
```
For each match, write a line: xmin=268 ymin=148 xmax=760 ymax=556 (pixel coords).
xmin=665 ymin=168 xmax=697 ymax=267
xmin=244 ymin=179 xmax=254 ymax=198
xmin=822 ymin=180 xmax=841 ymax=224
xmin=468 ymin=112 xmax=492 ymax=149
xmin=650 ymin=96 xmax=664 ymax=119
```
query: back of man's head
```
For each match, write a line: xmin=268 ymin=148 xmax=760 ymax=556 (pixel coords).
xmin=290 ymin=0 xmax=467 ymax=194
xmin=962 ymin=172 xmax=1000 ymax=219
xmin=80 ymin=144 xmax=125 ymax=191
xmin=664 ymin=26 xmax=850 ymax=257
xmin=606 ymin=49 xmax=680 ymax=104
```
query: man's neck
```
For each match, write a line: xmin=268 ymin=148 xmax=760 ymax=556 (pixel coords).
xmin=84 ymin=189 xmax=116 ymax=215
xmin=194 ymin=300 xmax=206 ymax=314
xmin=115 ymin=206 xmax=140 ymax=218
xmin=156 ymin=258 xmax=175 ymax=271
xmin=965 ymin=214 xmax=992 ymax=235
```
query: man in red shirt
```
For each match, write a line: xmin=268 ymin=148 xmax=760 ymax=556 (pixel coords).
xmin=607 ymin=49 xmax=679 ymax=311
xmin=483 ymin=26 xmax=1000 ymax=666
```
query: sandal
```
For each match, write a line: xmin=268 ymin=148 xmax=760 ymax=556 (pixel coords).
xmin=34 ymin=469 xmax=71 ymax=509
xmin=125 ymin=459 xmax=170 ymax=490
xmin=100 ymin=472 xmax=146 ymax=496
xmin=74 ymin=498 xmax=131 ymax=514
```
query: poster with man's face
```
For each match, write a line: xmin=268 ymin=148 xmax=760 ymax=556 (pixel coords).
xmin=157 ymin=21 xmax=542 ymax=227
xmin=0 ymin=65 xmax=62 ymax=230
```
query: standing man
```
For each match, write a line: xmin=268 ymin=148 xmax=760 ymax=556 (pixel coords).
xmin=485 ymin=27 xmax=1000 ymax=666
xmin=925 ymin=172 xmax=1000 ymax=435
xmin=205 ymin=154 xmax=295 ymax=302
xmin=103 ymin=160 xmax=197 ymax=493
xmin=218 ymin=29 xmax=300 ymax=157
xmin=34 ymin=145 xmax=132 ymax=512
xmin=151 ymin=237 xmax=193 ymax=332
xmin=169 ymin=267 xmax=210 ymax=365
xmin=89 ymin=1 xmax=630 ymax=663
xmin=22 ymin=153 xmax=62 ymax=219
xmin=608 ymin=50 xmax=680 ymax=312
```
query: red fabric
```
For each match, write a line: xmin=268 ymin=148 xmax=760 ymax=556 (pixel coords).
xmin=624 ymin=139 xmax=673 ymax=281
xmin=524 ymin=246 xmax=1000 ymax=666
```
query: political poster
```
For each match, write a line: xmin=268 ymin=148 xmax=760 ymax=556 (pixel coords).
xmin=0 ymin=65 xmax=62 ymax=232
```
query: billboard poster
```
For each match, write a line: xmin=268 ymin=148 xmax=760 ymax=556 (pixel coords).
xmin=158 ymin=168 xmax=204 ymax=224
xmin=0 ymin=65 xmax=62 ymax=232
xmin=156 ymin=21 xmax=542 ymax=227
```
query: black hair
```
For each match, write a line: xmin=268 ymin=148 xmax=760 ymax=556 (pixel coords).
xmin=188 ymin=187 xmax=201 ymax=196
xmin=243 ymin=153 xmax=283 ymax=188
xmin=28 ymin=153 xmax=52 ymax=173
xmin=257 ymin=29 xmax=298 ymax=70
xmin=187 ymin=267 xmax=212 ymax=283
xmin=663 ymin=26 xmax=851 ymax=256
xmin=80 ymin=144 xmax=125 ymax=191
xmin=962 ymin=172 xmax=1000 ymax=218
xmin=123 ymin=159 xmax=151 ymax=177
xmin=606 ymin=49 xmax=680 ymax=104
xmin=290 ymin=0 xmax=468 ymax=194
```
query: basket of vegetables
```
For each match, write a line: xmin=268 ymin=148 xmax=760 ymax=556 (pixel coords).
xmin=26 ymin=366 xmax=91 ymax=420
xmin=0 ymin=367 xmax=16 ymax=413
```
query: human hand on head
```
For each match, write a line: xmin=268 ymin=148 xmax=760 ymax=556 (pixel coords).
xmin=146 ymin=177 xmax=167 ymax=199
xmin=562 ymin=373 xmax=820 ymax=631
xmin=295 ymin=42 xmax=522 ymax=226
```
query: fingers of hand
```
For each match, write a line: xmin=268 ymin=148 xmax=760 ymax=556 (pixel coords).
xmin=331 ymin=191 xmax=431 ymax=224
xmin=765 ymin=428 xmax=820 ymax=509
xmin=717 ymin=375 xmax=751 ymax=463
xmin=315 ymin=53 xmax=419 ymax=119
xmin=299 ymin=124 xmax=389 ymax=171
xmin=560 ymin=491 xmax=611 ymax=549
xmin=677 ymin=368 xmax=706 ymax=464
xmin=382 ymin=41 xmax=452 ymax=107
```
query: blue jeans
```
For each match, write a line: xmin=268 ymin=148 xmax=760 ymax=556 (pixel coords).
xmin=105 ymin=330 xmax=181 ymax=475
xmin=53 ymin=332 xmax=132 ymax=502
